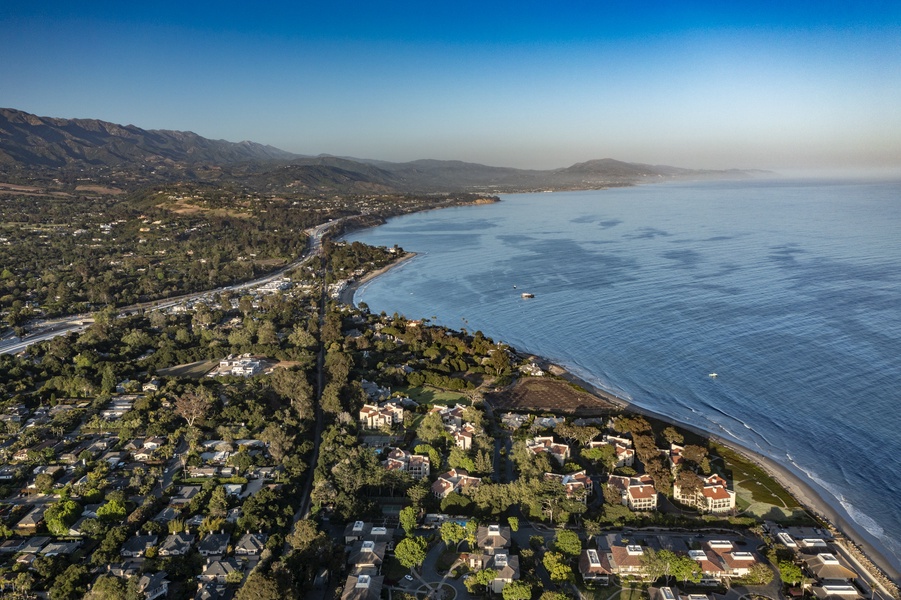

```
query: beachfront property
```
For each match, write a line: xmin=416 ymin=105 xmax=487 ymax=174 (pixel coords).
xmin=607 ymin=474 xmax=658 ymax=511
xmin=526 ymin=435 xmax=571 ymax=466
xmin=383 ymin=447 xmax=430 ymax=479
xmin=587 ymin=437 xmax=635 ymax=468
xmin=673 ymin=473 xmax=736 ymax=514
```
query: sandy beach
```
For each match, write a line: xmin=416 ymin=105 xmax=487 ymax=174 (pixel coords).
xmin=337 ymin=251 xmax=417 ymax=306
xmin=342 ymin=253 xmax=901 ymax=592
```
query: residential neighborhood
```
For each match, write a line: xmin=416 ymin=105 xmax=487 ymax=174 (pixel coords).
xmin=0 ymin=240 xmax=895 ymax=600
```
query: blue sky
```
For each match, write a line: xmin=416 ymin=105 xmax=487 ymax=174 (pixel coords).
xmin=2 ymin=1 xmax=900 ymax=171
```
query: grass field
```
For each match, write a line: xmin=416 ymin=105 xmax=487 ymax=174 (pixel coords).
xmin=396 ymin=386 xmax=471 ymax=406
xmin=157 ymin=358 xmax=219 ymax=378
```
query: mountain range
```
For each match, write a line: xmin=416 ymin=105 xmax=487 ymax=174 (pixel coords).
xmin=0 ymin=108 xmax=760 ymax=193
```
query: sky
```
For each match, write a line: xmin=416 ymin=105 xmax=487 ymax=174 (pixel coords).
xmin=2 ymin=1 xmax=901 ymax=171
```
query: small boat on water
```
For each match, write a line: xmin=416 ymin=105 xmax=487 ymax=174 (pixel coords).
xmin=521 ymin=292 xmax=534 ymax=299
xmin=708 ymin=373 xmax=718 ymax=378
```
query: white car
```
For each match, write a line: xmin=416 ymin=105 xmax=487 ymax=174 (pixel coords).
xmin=404 ymin=575 xmax=414 ymax=581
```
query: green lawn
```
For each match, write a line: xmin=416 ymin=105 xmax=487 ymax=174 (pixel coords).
xmin=710 ymin=443 xmax=811 ymax=521
xmin=395 ymin=386 xmax=471 ymax=406
xmin=157 ymin=358 xmax=219 ymax=378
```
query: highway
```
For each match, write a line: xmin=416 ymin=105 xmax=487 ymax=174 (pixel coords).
xmin=0 ymin=220 xmax=338 ymax=356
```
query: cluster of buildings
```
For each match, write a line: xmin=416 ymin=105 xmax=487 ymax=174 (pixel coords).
xmin=340 ymin=521 xmax=397 ymax=600
xmin=210 ymin=354 xmax=268 ymax=378
xmin=580 ymin=533 xmax=761 ymax=585
xmin=771 ymin=524 xmax=881 ymax=599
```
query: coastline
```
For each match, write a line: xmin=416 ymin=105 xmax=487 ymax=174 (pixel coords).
xmin=337 ymin=251 xmax=417 ymax=306
xmin=341 ymin=254 xmax=901 ymax=592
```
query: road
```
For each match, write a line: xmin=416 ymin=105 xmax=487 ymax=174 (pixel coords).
xmin=0 ymin=220 xmax=338 ymax=356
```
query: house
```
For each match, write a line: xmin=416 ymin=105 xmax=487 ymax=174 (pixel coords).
xmin=704 ymin=541 xmax=758 ymax=578
xmin=606 ymin=542 xmax=648 ymax=578
xmin=587 ymin=439 xmax=635 ymax=468
xmin=235 ymin=532 xmax=267 ymax=556
xmin=431 ymin=469 xmax=480 ymax=499
xmin=472 ymin=552 xmax=521 ymax=593
xmin=198 ymin=532 xmax=230 ymax=557
xmin=431 ymin=404 xmax=466 ymax=429
xmin=347 ymin=540 xmax=386 ymax=571
xmin=19 ymin=537 xmax=51 ymax=555
xmin=804 ymin=553 xmax=859 ymax=581
xmin=607 ymin=475 xmax=658 ymax=511
xmin=476 ymin=524 xmax=512 ymax=552
xmin=359 ymin=401 xmax=404 ymax=429
xmin=159 ymin=533 xmax=196 ymax=557
xmin=170 ymin=485 xmax=202 ymax=506
xmin=41 ymin=541 xmax=80 ymax=556
xmin=688 ymin=549 xmax=727 ymax=580
xmin=544 ymin=470 xmax=592 ymax=499
xmin=153 ymin=506 xmax=181 ymax=523
xmin=0 ymin=465 xmax=20 ymax=480
xmin=341 ymin=573 xmax=384 ymax=600
xmin=15 ymin=505 xmax=46 ymax=531
xmin=383 ymin=448 xmax=430 ymax=479
xmin=199 ymin=558 xmax=242 ymax=583
xmin=0 ymin=539 xmax=25 ymax=554
xmin=673 ymin=474 xmax=736 ymax=514
xmin=108 ymin=560 xmax=142 ymax=579
xmin=144 ymin=436 xmax=166 ymax=450
xmin=451 ymin=425 xmax=474 ymax=450
xmin=138 ymin=571 xmax=170 ymax=600
xmin=810 ymin=585 xmax=861 ymax=599
xmin=121 ymin=534 xmax=158 ymax=558
xmin=526 ymin=436 xmax=571 ymax=465
xmin=343 ymin=521 xmax=395 ymax=545
xmin=579 ymin=548 xmax=611 ymax=584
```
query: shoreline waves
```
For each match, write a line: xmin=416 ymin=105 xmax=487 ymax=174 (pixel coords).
xmin=341 ymin=252 xmax=901 ymax=592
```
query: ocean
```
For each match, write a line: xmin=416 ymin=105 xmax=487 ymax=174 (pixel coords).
xmin=344 ymin=178 xmax=901 ymax=571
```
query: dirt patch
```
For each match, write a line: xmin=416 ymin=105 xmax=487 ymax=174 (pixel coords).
xmin=75 ymin=185 xmax=124 ymax=194
xmin=486 ymin=377 xmax=617 ymax=416
xmin=162 ymin=199 xmax=252 ymax=218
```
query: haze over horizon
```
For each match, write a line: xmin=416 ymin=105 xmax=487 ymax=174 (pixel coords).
xmin=2 ymin=1 xmax=900 ymax=173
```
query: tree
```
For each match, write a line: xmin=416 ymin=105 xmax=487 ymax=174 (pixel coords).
xmin=671 ymin=554 xmax=702 ymax=584
xmin=49 ymin=564 xmax=90 ymax=600
xmin=465 ymin=568 xmax=497 ymax=593
xmin=85 ymin=575 xmax=126 ymax=600
xmin=96 ymin=498 xmax=127 ymax=523
xmin=553 ymin=529 xmax=582 ymax=557
xmin=286 ymin=519 xmax=329 ymax=555
xmin=208 ymin=485 xmax=229 ymax=519
xmin=417 ymin=412 xmax=448 ymax=445
xmin=34 ymin=472 xmax=55 ymax=494
xmin=236 ymin=570 xmax=287 ymax=600
xmin=176 ymin=387 xmax=214 ymax=429
xmin=543 ymin=551 xmax=574 ymax=583
xmin=413 ymin=444 xmax=441 ymax=470
xmin=439 ymin=521 xmax=466 ymax=547
xmin=507 ymin=516 xmax=519 ymax=532
xmin=778 ymin=560 xmax=803 ymax=585
xmin=395 ymin=536 xmax=428 ymax=570
xmin=44 ymin=497 xmax=81 ymax=536
xmin=399 ymin=506 xmax=418 ymax=536
xmin=744 ymin=562 xmax=773 ymax=585
xmin=662 ymin=426 xmax=684 ymax=445
xmin=502 ymin=581 xmax=533 ymax=600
